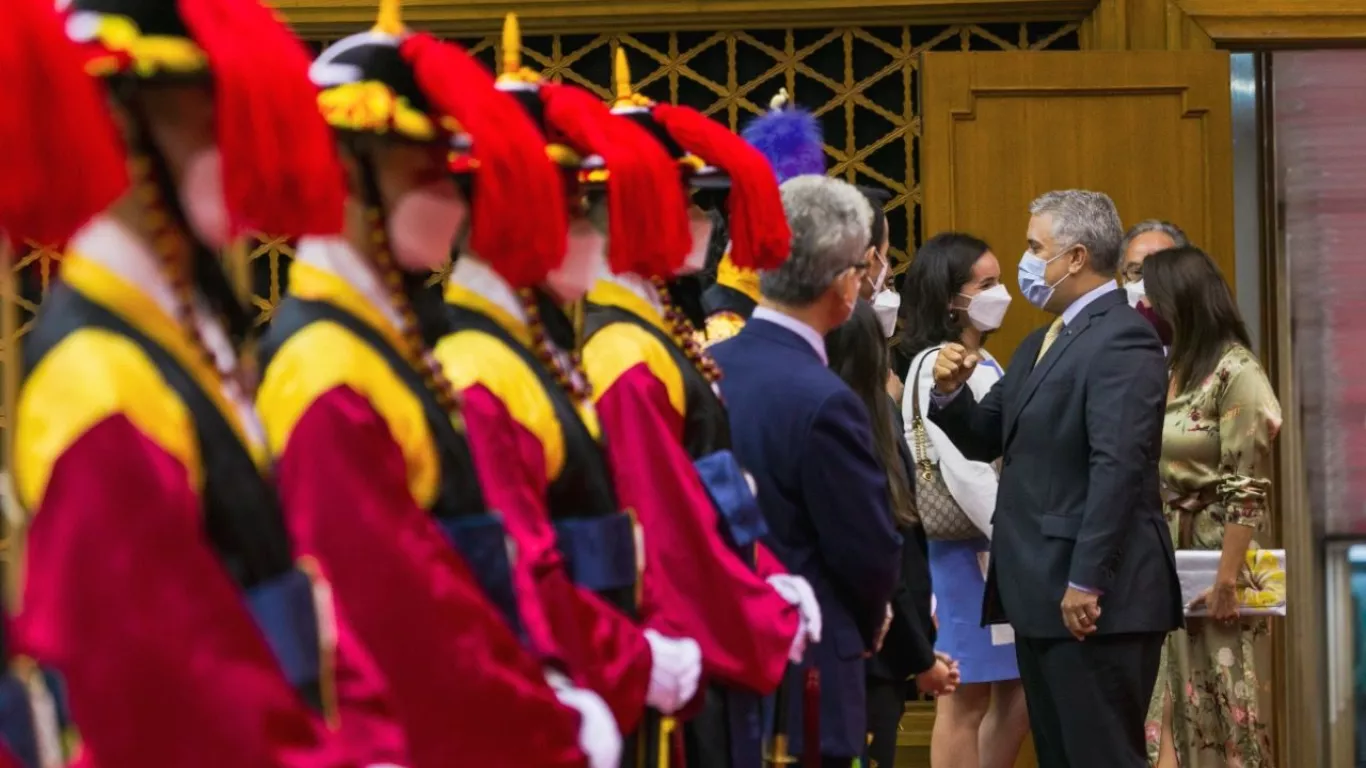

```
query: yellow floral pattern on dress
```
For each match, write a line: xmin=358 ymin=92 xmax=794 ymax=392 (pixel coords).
xmin=1239 ymin=549 xmax=1286 ymax=611
xmin=1145 ymin=344 xmax=1282 ymax=768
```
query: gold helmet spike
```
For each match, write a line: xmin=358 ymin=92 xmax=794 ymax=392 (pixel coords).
xmin=374 ymin=0 xmax=404 ymax=36
xmin=502 ymin=13 xmax=521 ymax=76
xmin=613 ymin=47 xmax=633 ymax=102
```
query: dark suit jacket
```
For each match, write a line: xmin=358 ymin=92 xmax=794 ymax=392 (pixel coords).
xmin=929 ymin=289 xmax=1182 ymax=639
xmin=712 ymin=318 xmax=903 ymax=758
xmin=869 ymin=401 xmax=936 ymax=683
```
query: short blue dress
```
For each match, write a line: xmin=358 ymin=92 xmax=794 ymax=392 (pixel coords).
xmin=905 ymin=349 xmax=1019 ymax=685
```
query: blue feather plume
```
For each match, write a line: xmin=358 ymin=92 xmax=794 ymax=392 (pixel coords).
xmin=741 ymin=105 xmax=825 ymax=184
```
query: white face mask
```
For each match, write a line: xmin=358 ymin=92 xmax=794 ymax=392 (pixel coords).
xmin=872 ymin=289 xmax=900 ymax=337
xmin=179 ymin=147 xmax=230 ymax=249
xmin=1124 ymin=278 xmax=1146 ymax=308
xmin=959 ymin=284 xmax=1012 ymax=332
xmin=678 ymin=207 xmax=715 ymax=275
xmin=546 ymin=217 xmax=607 ymax=303
xmin=866 ymin=251 xmax=889 ymax=294
xmin=388 ymin=183 xmax=467 ymax=271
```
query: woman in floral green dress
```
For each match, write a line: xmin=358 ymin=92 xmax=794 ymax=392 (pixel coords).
xmin=1135 ymin=245 xmax=1282 ymax=767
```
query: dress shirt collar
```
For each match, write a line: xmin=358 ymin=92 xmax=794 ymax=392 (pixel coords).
xmin=1060 ymin=280 xmax=1119 ymax=327
xmin=751 ymin=305 xmax=828 ymax=365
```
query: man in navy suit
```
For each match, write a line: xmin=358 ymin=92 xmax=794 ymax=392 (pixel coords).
xmin=929 ymin=190 xmax=1182 ymax=768
xmin=712 ymin=175 xmax=903 ymax=768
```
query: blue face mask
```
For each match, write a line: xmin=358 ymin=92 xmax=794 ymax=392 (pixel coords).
xmin=1017 ymin=247 xmax=1072 ymax=309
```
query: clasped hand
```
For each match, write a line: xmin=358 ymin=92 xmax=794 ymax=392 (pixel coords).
xmin=1060 ymin=587 xmax=1101 ymax=641
xmin=916 ymin=652 xmax=960 ymax=697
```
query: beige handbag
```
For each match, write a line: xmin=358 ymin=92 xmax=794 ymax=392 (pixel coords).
xmin=909 ymin=348 xmax=981 ymax=541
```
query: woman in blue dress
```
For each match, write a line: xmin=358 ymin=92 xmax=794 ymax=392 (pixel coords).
xmin=898 ymin=232 xmax=1030 ymax=768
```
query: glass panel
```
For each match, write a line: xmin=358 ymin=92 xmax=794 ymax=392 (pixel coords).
xmin=1230 ymin=52 xmax=1261 ymax=353
xmin=1325 ymin=543 xmax=1366 ymax=765
xmin=1273 ymin=51 xmax=1366 ymax=535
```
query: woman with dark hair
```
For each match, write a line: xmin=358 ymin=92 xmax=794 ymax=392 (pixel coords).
xmin=897 ymin=233 xmax=1029 ymax=768
xmin=1139 ymin=245 xmax=1281 ymax=768
xmin=862 ymin=200 xmax=903 ymax=342
xmin=825 ymin=300 xmax=956 ymax=768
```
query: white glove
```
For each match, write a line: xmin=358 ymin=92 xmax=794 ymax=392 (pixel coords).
xmin=544 ymin=669 xmax=623 ymax=768
xmin=643 ymin=629 xmax=702 ymax=714
xmin=767 ymin=574 xmax=822 ymax=663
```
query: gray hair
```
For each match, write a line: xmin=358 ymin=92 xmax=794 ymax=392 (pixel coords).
xmin=1119 ymin=219 xmax=1188 ymax=259
xmin=1029 ymin=189 xmax=1125 ymax=275
xmin=761 ymin=175 xmax=873 ymax=306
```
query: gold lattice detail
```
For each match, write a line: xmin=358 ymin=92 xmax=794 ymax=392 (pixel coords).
xmin=446 ymin=22 xmax=1083 ymax=276
xmin=0 ymin=20 xmax=1082 ymax=447
xmin=245 ymin=236 xmax=297 ymax=327
xmin=245 ymin=21 xmax=1078 ymax=321
xmin=0 ymin=244 xmax=63 ymax=431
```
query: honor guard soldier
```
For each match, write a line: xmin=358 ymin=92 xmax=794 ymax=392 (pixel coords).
xmin=0 ymin=2 xmax=125 ymax=766
xmin=254 ymin=2 xmax=620 ymax=766
xmin=8 ymin=0 xmax=410 ymax=764
xmin=702 ymin=88 xmax=826 ymax=346
xmin=434 ymin=13 xmax=704 ymax=756
xmin=579 ymin=51 xmax=823 ymax=768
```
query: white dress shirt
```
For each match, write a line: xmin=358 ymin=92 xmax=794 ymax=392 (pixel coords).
xmin=751 ymin=306 xmax=827 ymax=365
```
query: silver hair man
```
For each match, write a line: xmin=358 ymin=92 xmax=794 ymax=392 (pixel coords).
xmin=1028 ymin=189 xmax=1125 ymax=275
xmin=761 ymin=174 xmax=873 ymax=307
xmin=1119 ymin=219 xmax=1188 ymax=284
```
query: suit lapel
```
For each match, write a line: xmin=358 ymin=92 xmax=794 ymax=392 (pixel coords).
xmin=1004 ymin=295 xmax=1116 ymax=444
xmin=1005 ymin=286 xmax=1131 ymax=442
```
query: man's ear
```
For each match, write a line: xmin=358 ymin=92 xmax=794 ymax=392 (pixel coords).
xmin=1070 ymin=243 xmax=1090 ymax=274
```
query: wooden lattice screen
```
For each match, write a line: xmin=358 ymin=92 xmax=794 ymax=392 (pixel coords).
xmin=0 ymin=19 xmax=1082 ymax=445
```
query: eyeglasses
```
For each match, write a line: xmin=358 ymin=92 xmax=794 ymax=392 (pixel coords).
xmin=1121 ymin=263 xmax=1144 ymax=283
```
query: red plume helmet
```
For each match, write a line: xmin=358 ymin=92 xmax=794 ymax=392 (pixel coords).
xmin=403 ymin=33 xmax=567 ymax=289
xmin=609 ymin=49 xmax=791 ymax=273
xmin=539 ymin=83 xmax=692 ymax=277
xmin=179 ymin=0 xmax=346 ymax=237
xmin=0 ymin=0 xmax=128 ymax=248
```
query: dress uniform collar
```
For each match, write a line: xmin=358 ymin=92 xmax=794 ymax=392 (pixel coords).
xmin=295 ymin=236 xmax=405 ymax=333
xmin=66 ymin=215 xmax=266 ymax=454
xmin=69 ymin=216 xmax=179 ymax=323
xmin=715 ymin=253 xmax=761 ymax=304
xmin=445 ymin=256 xmax=533 ymax=347
xmin=588 ymin=273 xmax=668 ymax=334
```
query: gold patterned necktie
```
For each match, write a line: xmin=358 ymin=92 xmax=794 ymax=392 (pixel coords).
xmin=1035 ymin=317 xmax=1065 ymax=364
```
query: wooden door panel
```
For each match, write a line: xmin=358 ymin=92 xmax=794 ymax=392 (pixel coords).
xmin=919 ymin=51 xmax=1234 ymax=363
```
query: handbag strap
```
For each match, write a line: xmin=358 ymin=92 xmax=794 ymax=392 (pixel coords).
xmin=909 ymin=347 xmax=943 ymax=482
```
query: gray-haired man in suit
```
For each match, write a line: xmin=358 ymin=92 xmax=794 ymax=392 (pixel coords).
xmin=928 ymin=190 xmax=1182 ymax=768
